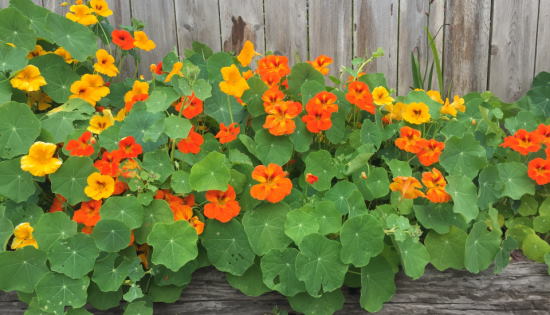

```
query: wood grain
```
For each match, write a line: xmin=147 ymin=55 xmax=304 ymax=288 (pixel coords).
xmin=264 ymin=0 xmax=308 ymax=65
xmin=308 ymin=0 xmax=353 ymax=77
xmin=0 ymin=260 xmax=548 ymax=314
xmin=444 ymin=0 xmax=491 ymax=96
xmin=535 ymin=0 xmax=550 ymax=75
xmin=174 ymin=0 xmax=221 ymax=53
xmin=219 ymin=0 xmax=265 ymax=54
xmin=353 ymin=0 xmax=399 ymax=89
xmin=489 ymin=0 xmax=539 ymax=102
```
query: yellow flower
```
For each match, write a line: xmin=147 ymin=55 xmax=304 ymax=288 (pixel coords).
xmin=114 ymin=108 xmax=126 ymax=121
xmin=89 ymin=0 xmax=113 ymax=17
xmin=20 ymin=142 xmax=63 ymax=176
xmin=88 ymin=109 xmax=114 ymax=134
xmin=84 ymin=172 xmax=115 ymax=200
xmin=372 ymin=86 xmax=394 ymax=106
xmin=66 ymin=4 xmax=98 ymax=26
xmin=10 ymin=65 xmax=47 ymax=92
xmin=27 ymin=91 xmax=53 ymax=111
xmin=54 ymin=47 xmax=76 ymax=64
xmin=124 ymin=80 xmax=149 ymax=102
xmin=426 ymin=90 xmax=443 ymax=104
xmin=451 ymin=95 xmax=466 ymax=112
xmin=133 ymin=31 xmax=156 ymax=51
xmin=11 ymin=223 xmax=38 ymax=250
xmin=383 ymin=101 xmax=406 ymax=122
xmin=27 ymin=45 xmax=47 ymax=59
xmin=219 ymin=64 xmax=250 ymax=98
xmin=402 ymin=102 xmax=431 ymax=125
xmin=94 ymin=49 xmax=119 ymax=77
xmin=440 ymin=95 xmax=466 ymax=117
xmin=5 ymin=42 xmax=16 ymax=47
xmin=237 ymin=40 xmax=259 ymax=67
xmin=70 ymin=74 xmax=110 ymax=106
xmin=164 ymin=62 xmax=183 ymax=82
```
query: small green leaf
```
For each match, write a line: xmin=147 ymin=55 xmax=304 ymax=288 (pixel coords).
xmin=464 ymin=222 xmax=501 ymax=273
xmin=189 ymin=151 xmax=231 ymax=191
xmin=497 ymin=162 xmax=535 ymax=200
xmin=439 ymin=134 xmax=487 ymax=178
xmin=50 ymin=156 xmax=95 ymax=204
xmin=123 ymin=300 xmax=153 ymax=315
xmin=0 ymin=102 xmax=41 ymax=159
xmin=304 ymin=150 xmax=337 ymax=191
xmin=284 ymin=207 xmax=319 ymax=244
xmin=92 ymin=220 xmax=131 ymax=253
xmin=204 ymin=84 xmax=245 ymax=124
xmin=142 ymin=149 xmax=174 ymax=183
xmin=446 ymin=175 xmax=479 ymax=223
xmin=340 ymin=214 xmax=385 ymax=267
xmin=100 ymin=196 xmax=144 ymax=230
xmin=242 ymin=203 xmax=292 ymax=256
xmin=425 ymin=227 xmax=467 ymax=271
xmin=0 ymin=217 xmax=13 ymax=252
xmin=164 ymin=115 xmax=192 ymax=139
xmin=147 ymin=221 xmax=198 ymax=271
xmin=48 ymin=233 xmax=99 ymax=279
xmin=0 ymin=158 xmax=36 ymax=202
xmin=288 ymin=290 xmax=345 ymax=315
xmin=396 ymin=238 xmax=430 ymax=279
xmin=254 ymin=129 xmax=293 ymax=165
xmin=360 ymin=255 xmax=396 ymax=312
xmin=0 ymin=247 xmax=49 ymax=293
xmin=123 ymin=284 xmax=144 ymax=302
xmin=34 ymin=212 xmax=77 ymax=251
xmin=414 ymin=203 xmax=466 ymax=234
xmin=260 ymin=248 xmax=306 ymax=296
xmin=170 ymin=170 xmax=192 ymax=194
xmin=385 ymin=159 xmax=412 ymax=177
xmin=226 ymin=262 xmax=271 ymax=296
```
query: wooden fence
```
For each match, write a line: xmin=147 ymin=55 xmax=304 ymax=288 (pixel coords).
xmin=2 ymin=0 xmax=549 ymax=102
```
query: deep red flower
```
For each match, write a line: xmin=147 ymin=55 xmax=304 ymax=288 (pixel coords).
xmin=112 ymin=30 xmax=134 ymax=50
xmin=117 ymin=136 xmax=142 ymax=158
xmin=94 ymin=150 xmax=123 ymax=177
xmin=306 ymin=173 xmax=319 ymax=184
xmin=66 ymin=131 xmax=95 ymax=157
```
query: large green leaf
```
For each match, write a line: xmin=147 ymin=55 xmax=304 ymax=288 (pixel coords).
xmin=496 ymin=162 xmax=535 ymax=200
xmin=147 ymin=221 xmax=198 ymax=271
xmin=340 ymin=214 xmax=385 ymax=267
xmin=0 ymin=247 xmax=49 ymax=293
xmin=100 ymin=196 xmax=144 ymax=230
xmin=35 ymin=272 xmax=89 ymax=312
xmin=396 ymin=238 xmax=430 ymax=279
xmin=413 ymin=203 xmax=466 ymax=234
xmin=288 ymin=290 xmax=345 ymax=315
xmin=0 ymin=158 xmax=36 ymax=202
xmin=260 ymin=248 xmax=306 ymax=296
xmin=119 ymin=105 xmax=167 ymax=152
xmin=0 ymin=41 xmax=28 ymax=73
xmin=189 ymin=151 xmax=231 ymax=191
xmin=425 ymin=227 xmax=467 ymax=271
xmin=360 ymin=255 xmax=396 ymax=312
xmin=142 ymin=149 xmax=174 ymax=183
xmin=29 ymin=54 xmax=79 ymax=103
xmin=170 ymin=170 xmax=192 ymax=194
xmin=446 ymin=175 xmax=479 ymax=223
xmin=92 ymin=253 xmax=140 ymax=292
xmin=163 ymin=115 xmax=192 ymax=139
xmin=325 ymin=181 xmax=363 ymax=215
xmin=134 ymin=200 xmax=173 ymax=244
xmin=226 ymin=262 xmax=271 ymax=297
xmin=439 ymin=134 xmax=487 ymax=178
xmin=50 ymin=156 xmax=95 ymax=205
xmin=0 ymin=8 xmax=36 ymax=52
xmin=242 ymin=203 xmax=292 ymax=256
xmin=295 ymin=233 xmax=348 ymax=297
xmin=284 ymin=206 xmax=320 ymax=245
xmin=241 ymin=76 xmax=268 ymax=117
xmin=43 ymin=10 xmax=97 ymax=61
xmin=311 ymin=200 xmax=342 ymax=235
xmin=0 ymin=217 xmax=13 ymax=252
xmin=91 ymin=220 xmax=131 ymax=253
xmin=204 ymin=84 xmax=245 ymax=124
xmin=48 ymin=233 xmax=99 ymax=279
xmin=145 ymin=86 xmax=179 ymax=113
xmin=254 ymin=129 xmax=293 ymax=165
xmin=522 ymin=233 xmax=550 ymax=262
xmin=0 ymin=102 xmax=41 ymax=159
xmin=287 ymin=63 xmax=324 ymax=97
xmin=34 ymin=212 xmax=77 ymax=251
xmin=464 ymin=222 xmax=501 ymax=273
xmin=304 ymin=150 xmax=337 ymax=191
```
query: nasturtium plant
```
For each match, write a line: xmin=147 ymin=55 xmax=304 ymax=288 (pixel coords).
xmin=0 ymin=1 xmax=549 ymax=314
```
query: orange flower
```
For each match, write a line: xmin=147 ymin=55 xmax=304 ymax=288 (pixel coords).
xmin=250 ymin=163 xmax=293 ymax=203
xmin=237 ymin=40 xmax=259 ymax=67
xmin=171 ymin=202 xmax=193 ymax=221
xmin=112 ymin=30 xmax=134 ymax=50
xmin=421 ymin=168 xmax=451 ymax=203
xmin=72 ymin=200 xmax=102 ymax=227
xmin=165 ymin=62 xmax=184 ymax=82
xmin=54 ymin=47 xmax=76 ymax=64
xmin=262 ymin=87 xmax=285 ymax=111
xmin=346 ymin=81 xmax=374 ymax=114
xmin=306 ymin=173 xmax=318 ymax=184
xmin=500 ymin=129 xmax=543 ymax=155
xmin=94 ymin=49 xmax=118 ymax=77
xmin=173 ymin=94 xmax=203 ymax=119
xmin=528 ymin=158 xmax=550 ymax=185
xmin=416 ymin=139 xmax=445 ymax=166
xmin=260 ymin=72 xmax=283 ymax=88
xmin=263 ymin=101 xmax=302 ymax=136
xmin=49 ymin=194 xmax=66 ymax=213
xmin=124 ymin=93 xmax=149 ymax=112
xmin=204 ymin=185 xmax=241 ymax=223
xmin=84 ymin=172 xmax=115 ymax=200
xmin=257 ymin=55 xmax=290 ymax=82
xmin=189 ymin=216 xmax=204 ymax=235
xmin=66 ymin=131 xmax=95 ymax=157
xmin=88 ymin=109 xmax=115 ymax=134
xmin=113 ymin=179 xmax=128 ymax=195
xmin=94 ymin=150 xmax=122 ymax=177
xmin=535 ymin=124 xmax=550 ymax=145
xmin=120 ymin=158 xmax=140 ymax=178
xmin=383 ymin=102 xmax=406 ymax=123
xmin=20 ymin=142 xmax=63 ymax=176
xmin=307 ymin=55 xmax=333 ymax=75
xmin=124 ymin=80 xmax=149 ymax=103
xmin=150 ymin=61 xmax=163 ymax=75
xmin=177 ymin=127 xmax=204 ymax=154
xmin=117 ymin=136 xmax=142 ymax=158
xmin=215 ymin=123 xmax=240 ymax=144
xmin=302 ymin=108 xmax=333 ymax=133
xmin=27 ymin=45 xmax=47 ymax=59
xmin=395 ymin=126 xmax=422 ymax=154
xmin=306 ymin=91 xmax=338 ymax=114
xmin=389 ymin=176 xmax=425 ymax=199
xmin=242 ymin=70 xmax=254 ymax=80
xmin=70 ymin=74 xmax=110 ymax=106
xmin=133 ymin=31 xmax=156 ymax=51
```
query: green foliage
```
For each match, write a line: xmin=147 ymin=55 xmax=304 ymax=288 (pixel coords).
xmin=242 ymin=203 xmax=291 ymax=255
xmin=147 ymin=221 xmax=198 ymax=271
xmin=50 ymin=157 xmax=95 ymax=204
xmin=0 ymin=102 xmax=41 ymax=159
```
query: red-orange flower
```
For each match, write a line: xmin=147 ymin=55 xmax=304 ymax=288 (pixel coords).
xmin=72 ymin=200 xmax=102 ymax=227
xmin=49 ymin=194 xmax=66 ymax=213
xmin=120 ymin=158 xmax=140 ymax=178
xmin=215 ymin=123 xmax=240 ymax=144
xmin=65 ymin=131 xmax=95 ymax=157
xmin=395 ymin=126 xmax=422 ymax=154
xmin=306 ymin=91 xmax=338 ymax=114
xmin=307 ymin=55 xmax=333 ymax=75
xmin=346 ymin=81 xmax=375 ymax=114
xmin=189 ymin=216 xmax=204 ymax=235
xmin=416 ymin=139 xmax=445 ymax=166
xmin=173 ymin=94 xmax=203 ymax=119
xmin=177 ymin=127 xmax=204 ymax=154
xmin=535 ymin=124 xmax=550 ymax=145
xmin=306 ymin=173 xmax=318 ymax=184
xmin=250 ymin=163 xmax=293 ymax=203
xmin=263 ymin=101 xmax=303 ymax=136
xmin=421 ymin=168 xmax=451 ymax=203
xmin=94 ymin=150 xmax=122 ymax=177
xmin=528 ymin=158 xmax=550 ymax=185
xmin=262 ymin=88 xmax=285 ymax=111
xmin=112 ymin=30 xmax=134 ymax=50
xmin=204 ymin=185 xmax=241 ymax=223
xmin=389 ymin=176 xmax=425 ymax=199
xmin=302 ymin=108 xmax=333 ymax=133
xmin=124 ymin=93 xmax=148 ymax=112
xmin=500 ymin=129 xmax=543 ymax=155
xmin=113 ymin=179 xmax=128 ymax=195
xmin=150 ymin=61 xmax=163 ymax=75
xmin=117 ymin=136 xmax=142 ymax=159
xmin=257 ymin=55 xmax=290 ymax=82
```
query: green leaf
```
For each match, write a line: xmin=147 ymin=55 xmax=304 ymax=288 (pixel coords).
xmin=123 ymin=284 xmax=144 ymax=302
xmin=0 ymin=247 xmax=48 ymax=293
xmin=311 ymin=200 xmax=342 ymax=234
xmin=204 ymin=84 xmax=245 ymax=124
xmin=91 ymin=220 xmax=131 ymax=252
xmin=254 ymin=129 xmax=293 ymax=165
xmin=226 ymin=262 xmax=271 ymax=296
xmin=164 ymin=115 xmax=191 ymax=139
xmin=477 ymin=165 xmax=504 ymax=209
xmin=425 ymin=227 xmax=467 ymax=271
xmin=518 ymin=195 xmax=538 ymax=216
xmin=206 ymin=52 xmax=233 ymax=81
xmin=534 ymin=215 xmax=550 ymax=233
xmin=385 ymin=159 xmax=412 ymax=177
xmin=0 ymin=217 xmax=13 ymax=252
xmin=145 ymin=86 xmax=180 ymax=112
xmin=284 ymin=207 xmax=320 ymax=244
xmin=0 ymin=77 xmax=11 ymax=104
xmin=123 ymin=301 xmax=153 ymax=315
xmin=49 ymin=156 xmax=95 ymax=205
xmin=304 ymin=150 xmax=337 ymax=191
xmin=0 ymin=101 xmax=41 ymax=159
xmin=29 ymin=54 xmax=79 ymax=103
xmin=0 ymin=158 xmax=36 ymax=202
xmin=100 ymin=196 xmax=144 ymax=230
xmin=242 ymin=203 xmax=291 ymax=256
xmin=242 ymin=76 xmax=268 ymax=117
xmin=358 ymin=167 xmax=389 ymax=201
xmin=147 ymin=221 xmax=198 ymax=271
xmin=464 ymin=222 xmax=501 ymax=273
xmin=43 ymin=12 xmax=97 ymax=61
xmin=359 ymin=73 xmax=388 ymax=90
xmin=48 ymin=233 xmax=99 ymax=279
xmin=413 ymin=203 xmax=466 ymax=234
xmin=170 ymin=170 xmax=192 ymax=194
xmin=325 ymin=181 xmax=362 ymax=215
xmin=192 ymin=79 xmax=212 ymax=100
xmin=0 ymin=42 xmax=28 ymax=73
xmin=340 ymin=214 xmax=385 ymax=267
xmin=496 ymin=162 xmax=535 ymax=200
xmin=446 ymin=175 xmax=479 ymax=223
xmin=439 ymin=134 xmax=487 ymax=178
xmin=290 ymin=119 xmax=313 ymax=152
xmin=396 ymin=238 xmax=430 ymax=279
xmin=149 ymin=284 xmax=185 ymax=303
xmin=34 ymin=212 xmax=76 ymax=251
xmin=119 ymin=105 xmax=167 ymax=152
xmin=92 ymin=253 xmax=140 ymax=292
xmin=152 ymin=259 xmax=200 ymax=287
xmin=288 ymin=290 xmax=345 ymax=315
xmin=295 ymin=233 xmax=348 ymax=296
xmin=360 ymin=255 xmax=396 ymax=312
xmin=134 ymin=200 xmax=173 ymax=244
xmin=494 ymin=237 xmax=519 ymax=274
xmin=522 ymin=233 xmax=550 ymax=262
xmin=35 ymin=272 xmax=89 ymax=311
xmin=189 ymin=151 xmax=231 ymax=191
xmin=0 ymin=8 xmax=36 ymax=52
xmin=142 ymin=149 xmax=174 ymax=183
xmin=201 ymin=220 xmax=255 ymax=276
xmin=260 ymin=248 xmax=306 ymax=296
xmin=287 ymin=63 xmax=324 ymax=97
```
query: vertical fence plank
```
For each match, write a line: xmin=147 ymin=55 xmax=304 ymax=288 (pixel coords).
xmin=427 ymin=0 xmax=445 ymax=90
xmin=353 ymin=0 xmax=399 ymax=89
xmin=444 ymin=0 xmax=491 ymax=96
xmin=309 ymin=0 xmax=352 ymax=76
xmin=43 ymin=0 xmax=70 ymax=15
xmin=489 ymin=0 xmax=539 ymax=102
xmin=108 ymin=0 xmax=131 ymax=27
xmin=130 ymin=0 xmax=178 ymax=75
xmin=535 ymin=0 xmax=550 ymax=74
xmin=219 ymin=0 xmax=265 ymax=54
xmin=264 ymin=0 xmax=307 ymax=65
xmin=174 ymin=0 xmax=221 ymax=53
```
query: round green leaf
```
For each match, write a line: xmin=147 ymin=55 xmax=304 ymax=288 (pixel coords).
xmin=29 ymin=54 xmax=79 ymax=103
xmin=290 ymin=119 xmax=313 ymax=152
xmin=260 ymin=248 xmax=306 ymax=296
xmin=413 ymin=203 xmax=466 ymax=234
xmin=50 ymin=156 xmax=95 ymax=205
xmin=34 ymin=212 xmax=77 ymax=251
xmin=142 ymin=149 xmax=174 ymax=183
xmin=0 ymin=158 xmax=36 ymax=202
xmin=464 ymin=222 xmax=501 ymax=273
xmin=0 ymin=44 xmax=28 ymax=73
xmin=360 ymin=255 xmax=396 ymax=312
xmin=100 ymin=196 xmax=144 ymax=230
xmin=425 ymin=227 xmax=467 ymax=271
xmin=119 ymin=105 xmax=167 ymax=152
xmin=242 ymin=203 xmax=292 ymax=256
xmin=226 ymin=262 xmax=271 ymax=297
xmin=295 ymin=233 xmax=348 ymax=297
xmin=164 ymin=115 xmax=192 ymax=139
xmin=288 ymin=290 xmax=344 ymax=315
xmin=170 ymin=170 xmax=192 ymax=194
xmin=189 ymin=151 xmax=231 ymax=191
xmin=311 ymin=200 xmax=342 ymax=235
xmin=48 ymin=233 xmax=99 ymax=279
xmin=287 ymin=63 xmax=324 ymax=97
xmin=147 ymin=221 xmax=198 ymax=271
xmin=497 ymin=162 xmax=535 ymax=200
xmin=439 ymin=134 xmax=487 ymax=178
xmin=144 ymin=86 xmax=179 ymax=112
xmin=522 ymin=233 xmax=550 ymax=262
xmin=35 ymin=272 xmax=89 ymax=311
xmin=304 ymin=150 xmax=337 ymax=191
xmin=204 ymin=84 xmax=245 ymax=124
xmin=0 ymin=247 xmax=49 ymax=293
xmin=92 ymin=220 xmax=131 ymax=252
xmin=284 ymin=207 xmax=319 ymax=245
xmin=358 ymin=167 xmax=389 ymax=200
xmin=0 ymin=8 xmax=36 ymax=52
xmin=0 ymin=217 xmax=13 ymax=252
xmin=87 ymin=282 xmax=123 ymax=311
xmin=396 ymin=238 xmax=430 ymax=280
xmin=0 ymin=102 xmax=41 ymax=159
xmin=123 ymin=300 xmax=153 ymax=315
xmin=340 ymin=214 xmax=385 ymax=267
xmin=134 ymin=199 xmax=173 ymax=244
xmin=92 ymin=253 xmax=140 ymax=292
xmin=446 ymin=174 xmax=480 ymax=223
xmin=254 ymin=129 xmax=293 ymax=166
xmin=325 ymin=181 xmax=362 ymax=215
